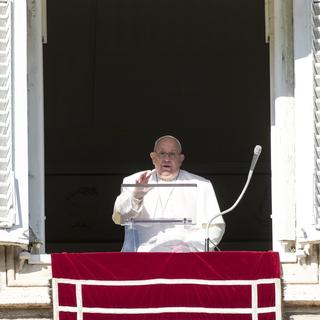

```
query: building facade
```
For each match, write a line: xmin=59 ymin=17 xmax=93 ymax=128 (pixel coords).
xmin=0 ymin=0 xmax=319 ymax=319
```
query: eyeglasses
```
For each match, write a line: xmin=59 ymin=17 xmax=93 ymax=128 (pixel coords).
xmin=156 ymin=151 xmax=180 ymax=159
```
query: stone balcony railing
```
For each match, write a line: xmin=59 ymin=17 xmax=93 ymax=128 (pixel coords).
xmin=1 ymin=245 xmax=320 ymax=320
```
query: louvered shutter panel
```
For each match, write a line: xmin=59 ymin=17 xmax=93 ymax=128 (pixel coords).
xmin=313 ymin=1 xmax=320 ymax=228
xmin=0 ymin=0 xmax=14 ymax=228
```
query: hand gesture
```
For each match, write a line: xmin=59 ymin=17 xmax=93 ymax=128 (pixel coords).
xmin=133 ymin=171 xmax=152 ymax=200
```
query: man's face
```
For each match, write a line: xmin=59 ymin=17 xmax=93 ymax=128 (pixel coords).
xmin=150 ymin=138 xmax=184 ymax=180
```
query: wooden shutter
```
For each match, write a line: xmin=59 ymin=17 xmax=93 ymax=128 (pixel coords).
xmin=313 ymin=1 xmax=320 ymax=228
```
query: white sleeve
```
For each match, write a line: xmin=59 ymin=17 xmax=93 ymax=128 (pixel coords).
xmin=112 ymin=191 xmax=143 ymax=225
xmin=206 ymin=223 xmax=225 ymax=249
xmin=197 ymin=180 xmax=225 ymax=225
xmin=192 ymin=179 xmax=225 ymax=250
xmin=182 ymin=222 xmax=225 ymax=251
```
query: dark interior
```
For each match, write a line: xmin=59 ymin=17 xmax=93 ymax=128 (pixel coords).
xmin=43 ymin=0 xmax=271 ymax=252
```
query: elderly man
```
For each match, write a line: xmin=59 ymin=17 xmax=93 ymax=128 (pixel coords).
xmin=112 ymin=135 xmax=225 ymax=252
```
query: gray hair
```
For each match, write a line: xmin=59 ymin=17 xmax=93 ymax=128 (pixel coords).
xmin=153 ymin=135 xmax=182 ymax=153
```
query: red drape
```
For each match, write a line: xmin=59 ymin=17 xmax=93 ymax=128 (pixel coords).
xmin=51 ymin=251 xmax=281 ymax=320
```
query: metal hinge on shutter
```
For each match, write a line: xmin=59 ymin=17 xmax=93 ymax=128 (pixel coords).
xmin=0 ymin=0 xmax=15 ymax=228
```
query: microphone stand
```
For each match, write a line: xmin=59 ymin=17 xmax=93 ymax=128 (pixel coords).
xmin=205 ymin=145 xmax=262 ymax=252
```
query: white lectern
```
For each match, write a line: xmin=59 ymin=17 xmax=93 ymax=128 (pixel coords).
xmin=121 ymin=218 xmax=194 ymax=252
xmin=120 ymin=183 xmax=197 ymax=252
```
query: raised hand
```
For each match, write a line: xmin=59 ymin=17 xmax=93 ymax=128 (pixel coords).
xmin=133 ymin=171 xmax=152 ymax=200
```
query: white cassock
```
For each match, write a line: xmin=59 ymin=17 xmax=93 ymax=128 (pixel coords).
xmin=112 ymin=169 xmax=225 ymax=252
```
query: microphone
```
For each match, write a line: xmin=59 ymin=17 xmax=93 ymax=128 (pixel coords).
xmin=250 ymin=145 xmax=262 ymax=172
xmin=205 ymin=145 xmax=262 ymax=252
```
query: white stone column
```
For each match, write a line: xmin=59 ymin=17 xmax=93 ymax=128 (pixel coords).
xmin=27 ymin=0 xmax=46 ymax=253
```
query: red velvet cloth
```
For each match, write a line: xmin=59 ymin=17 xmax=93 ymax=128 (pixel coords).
xmin=51 ymin=251 xmax=281 ymax=320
